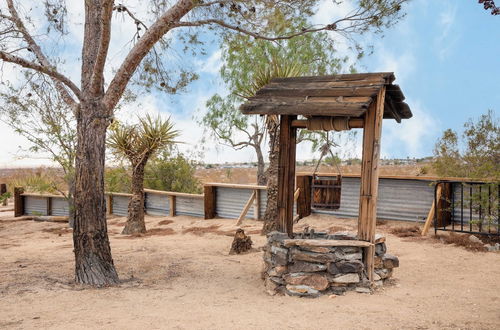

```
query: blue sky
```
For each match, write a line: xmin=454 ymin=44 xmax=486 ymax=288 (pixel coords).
xmin=0 ymin=0 xmax=498 ymax=167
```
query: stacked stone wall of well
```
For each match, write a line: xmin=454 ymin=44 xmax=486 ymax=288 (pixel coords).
xmin=263 ymin=231 xmax=399 ymax=297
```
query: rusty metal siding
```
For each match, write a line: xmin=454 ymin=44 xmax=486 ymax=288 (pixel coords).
xmin=175 ymin=196 xmax=204 ymax=217
xmin=112 ymin=195 xmax=129 ymax=216
xmin=24 ymin=196 xmax=48 ymax=216
xmin=145 ymin=192 xmax=170 ymax=216
xmin=52 ymin=197 xmax=70 ymax=216
xmin=216 ymin=187 xmax=258 ymax=219
xmin=314 ymin=177 xmax=435 ymax=222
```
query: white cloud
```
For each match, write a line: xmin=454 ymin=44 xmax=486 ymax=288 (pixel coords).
xmin=435 ymin=2 xmax=458 ymax=60
xmin=373 ymin=47 xmax=416 ymax=85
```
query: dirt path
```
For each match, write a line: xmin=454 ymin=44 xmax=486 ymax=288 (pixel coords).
xmin=0 ymin=212 xmax=499 ymax=330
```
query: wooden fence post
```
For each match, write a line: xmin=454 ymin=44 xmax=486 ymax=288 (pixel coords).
xmin=106 ymin=194 xmax=113 ymax=215
xmin=14 ymin=187 xmax=24 ymax=217
xmin=169 ymin=195 xmax=176 ymax=217
xmin=296 ymin=175 xmax=312 ymax=219
xmin=204 ymin=185 xmax=216 ymax=219
xmin=0 ymin=183 xmax=7 ymax=206
xmin=358 ymin=87 xmax=385 ymax=282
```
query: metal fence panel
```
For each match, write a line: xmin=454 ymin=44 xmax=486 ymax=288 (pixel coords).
xmin=52 ymin=197 xmax=70 ymax=216
xmin=112 ymin=195 xmax=129 ymax=216
xmin=145 ymin=192 xmax=170 ymax=216
xmin=314 ymin=177 xmax=435 ymax=222
xmin=175 ymin=196 xmax=204 ymax=217
xmin=24 ymin=196 xmax=48 ymax=216
xmin=216 ymin=187 xmax=258 ymax=219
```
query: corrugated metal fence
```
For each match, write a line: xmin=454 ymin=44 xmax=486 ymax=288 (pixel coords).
xmin=18 ymin=176 xmax=446 ymax=222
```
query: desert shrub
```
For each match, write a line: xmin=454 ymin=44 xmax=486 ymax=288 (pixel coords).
xmin=5 ymin=168 xmax=64 ymax=194
xmin=144 ymin=152 xmax=202 ymax=194
xmin=105 ymin=166 xmax=132 ymax=193
xmin=390 ymin=225 xmax=421 ymax=237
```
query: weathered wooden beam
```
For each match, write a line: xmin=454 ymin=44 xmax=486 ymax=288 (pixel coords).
xmin=204 ymin=185 xmax=216 ymax=219
xmin=277 ymin=115 xmax=297 ymax=237
xmin=241 ymin=102 xmax=368 ymax=116
xmin=254 ymin=189 xmax=260 ymax=220
xmin=296 ymin=175 xmax=312 ymax=219
xmin=256 ymin=86 xmax=381 ymax=98
xmin=106 ymin=194 xmax=113 ymax=215
xmin=358 ymin=86 xmax=385 ymax=282
xmin=14 ymin=187 xmax=24 ymax=217
xmin=236 ymin=190 xmax=256 ymax=226
xmin=47 ymin=197 xmax=52 ymax=216
xmin=422 ymin=184 xmax=443 ymax=236
xmin=283 ymin=239 xmax=373 ymax=248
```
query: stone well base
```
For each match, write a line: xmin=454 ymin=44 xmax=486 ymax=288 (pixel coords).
xmin=262 ymin=231 xmax=399 ymax=297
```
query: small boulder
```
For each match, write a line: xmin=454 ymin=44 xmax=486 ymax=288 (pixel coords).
xmin=288 ymin=261 xmax=327 ymax=273
xmin=374 ymin=268 xmax=393 ymax=280
xmin=332 ymin=273 xmax=360 ymax=284
xmin=328 ymin=260 xmax=364 ymax=274
xmin=285 ymin=284 xmax=320 ymax=297
xmin=355 ymin=287 xmax=372 ymax=294
xmin=382 ymin=254 xmax=399 ymax=269
xmin=375 ymin=242 xmax=387 ymax=256
xmin=284 ymin=273 xmax=329 ymax=291
xmin=468 ymin=235 xmax=481 ymax=243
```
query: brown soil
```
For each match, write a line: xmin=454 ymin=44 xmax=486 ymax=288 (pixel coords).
xmin=390 ymin=225 xmax=422 ymax=238
xmin=1 ymin=211 xmax=499 ymax=329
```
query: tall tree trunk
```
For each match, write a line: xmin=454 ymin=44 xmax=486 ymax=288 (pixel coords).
xmin=122 ymin=162 xmax=147 ymax=234
xmin=262 ymin=117 xmax=280 ymax=234
xmin=73 ymin=100 xmax=119 ymax=286
xmin=255 ymin=144 xmax=267 ymax=186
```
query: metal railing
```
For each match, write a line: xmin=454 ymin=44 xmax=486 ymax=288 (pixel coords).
xmin=434 ymin=180 xmax=499 ymax=236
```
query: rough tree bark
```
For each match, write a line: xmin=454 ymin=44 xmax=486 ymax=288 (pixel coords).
xmin=73 ymin=100 xmax=118 ymax=285
xmin=261 ymin=117 xmax=280 ymax=234
xmin=255 ymin=143 xmax=267 ymax=186
xmin=122 ymin=162 xmax=147 ymax=234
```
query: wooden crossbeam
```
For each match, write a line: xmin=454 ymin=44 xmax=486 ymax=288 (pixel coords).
xmin=236 ymin=190 xmax=256 ymax=226
xmin=421 ymin=184 xmax=443 ymax=236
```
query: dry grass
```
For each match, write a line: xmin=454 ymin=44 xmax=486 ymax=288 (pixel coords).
xmin=390 ymin=225 xmax=422 ymax=237
xmin=434 ymin=232 xmax=487 ymax=252
xmin=182 ymin=225 xmax=260 ymax=237
xmin=158 ymin=220 xmax=174 ymax=226
xmin=41 ymin=227 xmax=72 ymax=236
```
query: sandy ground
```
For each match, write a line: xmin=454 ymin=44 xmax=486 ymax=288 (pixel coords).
xmin=1 ymin=206 xmax=499 ymax=330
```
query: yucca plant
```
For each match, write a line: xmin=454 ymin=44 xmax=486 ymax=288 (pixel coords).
xmin=108 ymin=114 xmax=179 ymax=234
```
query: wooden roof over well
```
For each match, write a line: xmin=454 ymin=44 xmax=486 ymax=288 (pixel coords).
xmin=240 ymin=72 xmax=412 ymax=123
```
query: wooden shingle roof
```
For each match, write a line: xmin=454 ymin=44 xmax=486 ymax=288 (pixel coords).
xmin=240 ymin=72 xmax=412 ymax=122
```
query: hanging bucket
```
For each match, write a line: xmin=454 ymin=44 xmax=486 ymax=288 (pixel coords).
xmin=311 ymin=175 xmax=342 ymax=210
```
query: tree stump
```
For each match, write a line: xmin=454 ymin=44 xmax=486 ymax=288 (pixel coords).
xmin=229 ymin=229 xmax=253 ymax=255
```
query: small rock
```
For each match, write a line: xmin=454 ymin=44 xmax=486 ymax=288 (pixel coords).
xmin=291 ymin=248 xmax=337 ymax=263
xmin=373 ymin=272 xmax=381 ymax=281
xmin=329 ymin=231 xmax=357 ymax=240
xmin=484 ymin=244 xmax=497 ymax=252
xmin=332 ymin=273 xmax=360 ymax=284
xmin=374 ymin=234 xmax=386 ymax=243
xmin=270 ymin=245 xmax=288 ymax=265
xmin=374 ymin=268 xmax=393 ymax=280
xmin=373 ymin=280 xmax=384 ymax=287
xmin=355 ymin=287 xmax=372 ymax=294
xmin=269 ymin=276 xmax=285 ymax=285
xmin=328 ymin=294 xmax=337 ymax=299
xmin=328 ymin=260 xmax=364 ymax=274
xmin=335 ymin=251 xmax=362 ymax=261
xmin=264 ymin=277 xmax=280 ymax=295
xmin=374 ymin=256 xmax=383 ymax=269
xmin=468 ymin=235 xmax=481 ymax=243
xmin=267 ymin=265 xmax=287 ymax=277
xmin=375 ymin=243 xmax=387 ymax=256
xmin=288 ymin=261 xmax=327 ymax=273
xmin=382 ymin=254 xmax=399 ymax=269
xmin=340 ymin=246 xmax=361 ymax=254
xmin=285 ymin=284 xmax=320 ymax=297
xmin=267 ymin=231 xmax=288 ymax=243
xmin=284 ymin=273 xmax=329 ymax=291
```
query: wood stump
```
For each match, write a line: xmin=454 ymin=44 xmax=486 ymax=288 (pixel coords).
xmin=229 ymin=229 xmax=253 ymax=255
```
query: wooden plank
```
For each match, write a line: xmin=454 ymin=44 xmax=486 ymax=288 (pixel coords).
xmin=204 ymin=185 xmax=216 ymax=219
xmin=169 ymin=195 xmax=176 ymax=217
xmin=357 ymin=86 xmax=386 ymax=282
xmin=296 ymin=175 xmax=312 ymax=219
xmin=269 ymin=72 xmax=393 ymax=83
xmin=203 ymin=183 xmax=267 ymax=190
xmin=247 ymin=96 xmax=373 ymax=104
xmin=422 ymin=184 xmax=442 ymax=236
xmin=277 ymin=115 xmax=297 ymax=237
xmin=291 ymin=117 xmax=364 ymax=129
xmin=14 ymin=187 xmax=24 ymax=217
xmin=283 ymin=239 xmax=373 ymax=248
xmin=436 ymin=182 xmax=452 ymax=227
xmin=0 ymin=183 xmax=7 ymax=206
xmin=143 ymin=188 xmax=204 ymax=199
xmin=236 ymin=190 xmax=256 ymax=226
xmin=256 ymin=86 xmax=381 ymax=98
xmin=294 ymin=188 xmax=300 ymax=201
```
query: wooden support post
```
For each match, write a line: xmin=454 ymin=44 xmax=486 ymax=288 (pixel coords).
xmin=0 ymin=183 xmax=7 ymax=206
xmin=277 ymin=115 xmax=297 ymax=237
xmin=358 ymin=87 xmax=385 ymax=282
xmin=422 ymin=184 xmax=443 ymax=236
xmin=47 ymin=197 xmax=52 ymax=216
xmin=169 ymin=195 xmax=176 ymax=217
xmin=253 ymin=189 xmax=260 ymax=220
xmin=14 ymin=187 xmax=24 ymax=217
xmin=296 ymin=175 xmax=312 ymax=219
xmin=237 ymin=190 xmax=256 ymax=226
xmin=106 ymin=194 xmax=113 ymax=215
xmin=204 ymin=185 xmax=216 ymax=219
xmin=436 ymin=182 xmax=452 ymax=227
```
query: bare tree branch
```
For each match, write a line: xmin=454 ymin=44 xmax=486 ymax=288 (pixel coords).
xmin=89 ymin=0 xmax=115 ymax=95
